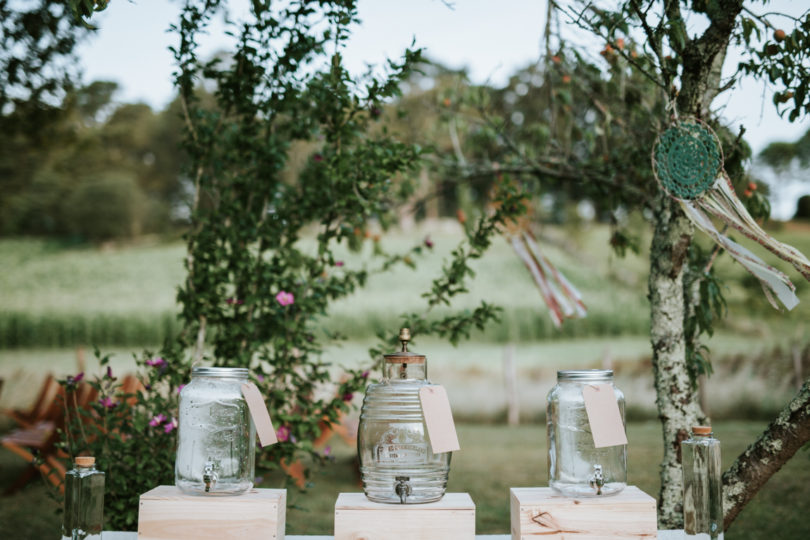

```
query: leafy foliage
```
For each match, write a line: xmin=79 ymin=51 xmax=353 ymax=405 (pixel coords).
xmin=60 ymin=349 xmax=186 ymax=530
xmin=738 ymin=10 xmax=810 ymax=121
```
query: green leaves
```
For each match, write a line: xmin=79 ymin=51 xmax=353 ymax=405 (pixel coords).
xmin=738 ymin=12 xmax=810 ymax=122
xmin=171 ymin=0 xmax=424 ymax=491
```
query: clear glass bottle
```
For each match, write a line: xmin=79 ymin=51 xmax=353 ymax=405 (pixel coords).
xmin=175 ymin=367 xmax=256 ymax=495
xmin=682 ymin=426 xmax=724 ymax=539
xmin=61 ymin=456 xmax=105 ymax=540
xmin=547 ymin=369 xmax=626 ymax=497
xmin=358 ymin=328 xmax=452 ymax=504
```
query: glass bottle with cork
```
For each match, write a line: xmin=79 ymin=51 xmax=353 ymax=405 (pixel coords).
xmin=682 ymin=425 xmax=723 ymax=539
xmin=62 ymin=456 xmax=105 ymax=540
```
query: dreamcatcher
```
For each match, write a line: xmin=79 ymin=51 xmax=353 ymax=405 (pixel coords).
xmin=652 ymin=117 xmax=810 ymax=310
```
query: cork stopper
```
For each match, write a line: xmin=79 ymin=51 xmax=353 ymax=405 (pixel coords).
xmin=691 ymin=426 xmax=712 ymax=436
xmin=75 ymin=456 xmax=95 ymax=467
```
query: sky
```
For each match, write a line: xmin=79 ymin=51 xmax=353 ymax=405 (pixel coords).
xmin=78 ymin=0 xmax=809 ymax=217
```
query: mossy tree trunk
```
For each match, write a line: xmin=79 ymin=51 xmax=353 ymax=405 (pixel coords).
xmin=648 ymin=0 xmax=743 ymax=529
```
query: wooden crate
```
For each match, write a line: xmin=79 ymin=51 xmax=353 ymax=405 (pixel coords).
xmin=138 ymin=485 xmax=286 ymax=539
xmin=334 ymin=492 xmax=475 ymax=540
xmin=510 ymin=486 xmax=656 ymax=540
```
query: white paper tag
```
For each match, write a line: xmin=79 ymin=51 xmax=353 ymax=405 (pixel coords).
xmin=241 ymin=382 xmax=277 ymax=447
xmin=582 ymin=383 xmax=628 ymax=448
xmin=418 ymin=385 xmax=460 ymax=454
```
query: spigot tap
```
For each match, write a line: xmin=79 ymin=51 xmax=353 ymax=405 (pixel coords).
xmin=395 ymin=476 xmax=412 ymax=504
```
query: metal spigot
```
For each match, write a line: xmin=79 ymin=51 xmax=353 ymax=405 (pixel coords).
xmin=203 ymin=462 xmax=217 ymax=493
xmin=589 ymin=464 xmax=605 ymax=495
xmin=395 ymin=476 xmax=412 ymax=504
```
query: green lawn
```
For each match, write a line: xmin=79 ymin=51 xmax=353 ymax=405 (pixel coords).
xmin=4 ymin=222 xmax=810 ymax=348
xmin=1 ymin=422 xmax=806 ymax=539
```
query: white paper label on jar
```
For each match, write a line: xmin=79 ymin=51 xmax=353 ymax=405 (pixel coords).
xmin=582 ymin=383 xmax=628 ymax=448
xmin=418 ymin=385 xmax=460 ymax=453
xmin=241 ymin=382 xmax=278 ymax=447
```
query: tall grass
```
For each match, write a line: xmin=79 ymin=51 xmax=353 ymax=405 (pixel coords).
xmin=2 ymin=221 xmax=810 ymax=348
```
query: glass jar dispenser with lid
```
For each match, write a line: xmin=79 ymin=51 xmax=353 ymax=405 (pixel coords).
xmin=547 ymin=369 xmax=627 ymax=497
xmin=357 ymin=328 xmax=451 ymax=504
xmin=175 ymin=367 xmax=256 ymax=495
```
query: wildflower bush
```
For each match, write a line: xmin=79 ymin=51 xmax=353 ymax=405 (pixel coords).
xmin=57 ymin=0 xmax=527 ymax=530
xmin=60 ymin=348 xmax=186 ymax=530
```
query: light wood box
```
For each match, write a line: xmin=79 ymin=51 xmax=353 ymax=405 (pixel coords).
xmin=334 ymin=492 xmax=475 ymax=540
xmin=137 ymin=485 xmax=286 ymax=540
xmin=510 ymin=486 xmax=656 ymax=540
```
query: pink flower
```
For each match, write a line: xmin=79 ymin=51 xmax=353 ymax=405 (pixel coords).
xmin=164 ymin=418 xmax=177 ymax=433
xmin=334 ymin=261 xmax=344 ymax=267
xmin=256 ymin=374 xmax=265 ymax=383
xmin=275 ymin=290 xmax=295 ymax=307
xmin=99 ymin=397 xmax=116 ymax=409
xmin=313 ymin=153 xmax=324 ymax=163
xmin=324 ymin=445 xmax=332 ymax=457
xmin=424 ymin=236 xmax=434 ymax=248
xmin=276 ymin=425 xmax=290 ymax=442
xmin=361 ymin=370 xmax=370 ymax=379
xmin=176 ymin=384 xmax=185 ymax=394
xmin=226 ymin=298 xmax=244 ymax=305
xmin=105 ymin=366 xmax=113 ymax=379
xmin=67 ymin=372 xmax=84 ymax=385
xmin=149 ymin=414 xmax=167 ymax=427
xmin=146 ymin=357 xmax=166 ymax=368
xmin=342 ymin=392 xmax=353 ymax=402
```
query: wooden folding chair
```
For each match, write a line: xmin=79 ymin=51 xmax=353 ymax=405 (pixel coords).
xmin=1 ymin=382 xmax=67 ymax=495
xmin=1 ymin=419 xmax=66 ymax=494
xmin=1 ymin=374 xmax=60 ymax=429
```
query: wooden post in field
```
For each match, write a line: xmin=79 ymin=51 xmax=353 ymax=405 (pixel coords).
xmin=76 ymin=346 xmax=86 ymax=373
xmin=601 ymin=346 xmax=613 ymax=370
xmin=503 ymin=344 xmax=519 ymax=426
xmin=793 ymin=325 xmax=805 ymax=391
xmin=793 ymin=345 xmax=803 ymax=391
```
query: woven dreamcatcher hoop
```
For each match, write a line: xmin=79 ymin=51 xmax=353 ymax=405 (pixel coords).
xmin=652 ymin=118 xmax=723 ymax=199
xmin=651 ymin=117 xmax=810 ymax=310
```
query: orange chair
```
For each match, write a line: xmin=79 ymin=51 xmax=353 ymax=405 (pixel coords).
xmin=1 ymin=374 xmax=61 ymax=429
xmin=1 ymin=382 xmax=67 ymax=495
xmin=1 ymin=379 xmax=101 ymax=495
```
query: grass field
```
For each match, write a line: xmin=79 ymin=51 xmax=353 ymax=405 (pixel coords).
xmin=3 ymin=221 xmax=810 ymax=347
xmin=1 ymin=422 xmax=808 ymax=539
xmin=1 ymin=331 xmax=805 ymax=423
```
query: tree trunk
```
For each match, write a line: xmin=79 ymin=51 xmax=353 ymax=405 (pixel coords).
xmin=648 ymin=195 xmax=706 ymax=529
xmin=722 ymin=378 xmax=810 ymax=530
xmin=648 ymin=1 xmax=744 ymax=528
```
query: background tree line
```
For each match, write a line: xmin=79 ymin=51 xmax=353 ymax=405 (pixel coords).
xmin=3 ymin=45 xmax=807 ymax=245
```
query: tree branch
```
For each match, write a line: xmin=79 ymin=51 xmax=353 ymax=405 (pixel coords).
xmin=722 ymin=378 xmax=810 ymax=530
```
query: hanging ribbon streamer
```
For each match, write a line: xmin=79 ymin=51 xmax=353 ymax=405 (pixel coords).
xmin=652 ymin=117 xmax=810 ymax=310
xmin=507 ymin=226 xmax=587 ymax=328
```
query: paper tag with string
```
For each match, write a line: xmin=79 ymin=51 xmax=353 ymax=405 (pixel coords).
xmin=582 ymin=384 xmax=628 ymax=448
xmin=241 ymin=382 xmax=277 ymax=447
xmin=419 ymin=385 xmax=460 ymax=453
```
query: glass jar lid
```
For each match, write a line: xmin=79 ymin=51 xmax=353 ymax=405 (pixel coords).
xmin=557 ymin=369 xmax=613 ymax=381
xmin=191 ymin=366 xmax=250 ymax=378
xmin=383 ymin=328 xmax=426 ymax=364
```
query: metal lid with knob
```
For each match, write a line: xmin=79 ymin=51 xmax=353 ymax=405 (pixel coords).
xmin=383 ymin=328 xmax=426 ymax=364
